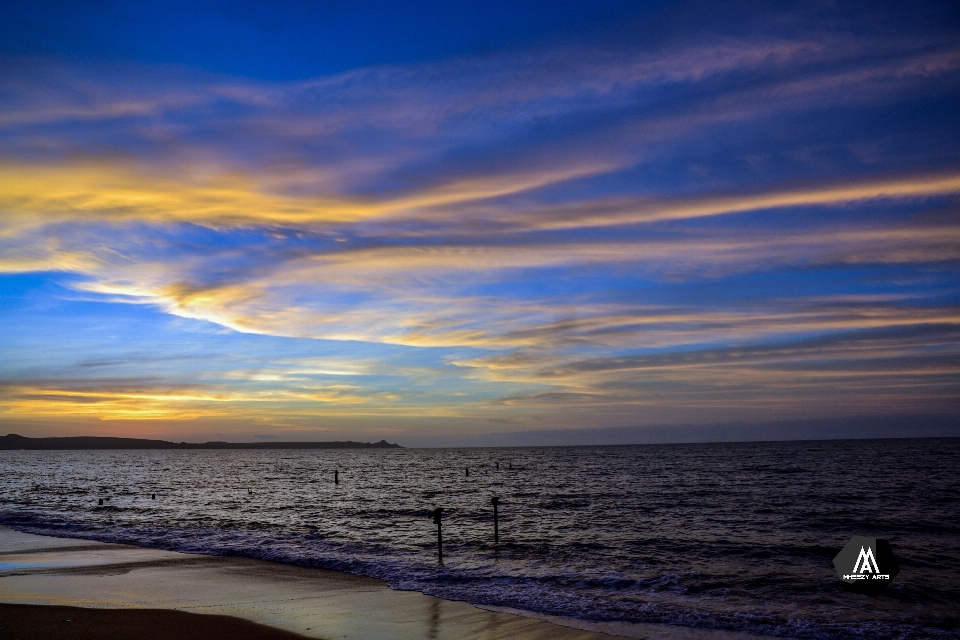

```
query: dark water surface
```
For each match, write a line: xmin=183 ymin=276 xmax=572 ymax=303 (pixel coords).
xmin=1 ymin=438 xmax=958 ymax=638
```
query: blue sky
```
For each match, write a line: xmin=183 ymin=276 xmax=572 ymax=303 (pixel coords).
xmin=1 ymin=1 xmax=958 ymax=443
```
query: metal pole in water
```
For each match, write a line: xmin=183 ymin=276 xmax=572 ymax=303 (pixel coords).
xmin=491 ymin=496 xmax=499 ymax=543
xmin=429 ymin=507 xmax=444 ymax=561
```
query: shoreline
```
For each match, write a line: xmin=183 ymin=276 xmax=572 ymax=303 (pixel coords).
xmin=0 ymin=526 xmax=766 ymax=639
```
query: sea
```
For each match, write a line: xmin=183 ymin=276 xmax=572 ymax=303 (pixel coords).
xmin=1 ymin=438 xmax=958 ymax=639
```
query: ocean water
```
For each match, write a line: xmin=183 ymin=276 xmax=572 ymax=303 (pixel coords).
xmin=1 ymin=438 xmax=958 ymax=639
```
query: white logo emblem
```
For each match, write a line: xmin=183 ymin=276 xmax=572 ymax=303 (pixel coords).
xmin=853 ymin=545 xmax=879 ymax=574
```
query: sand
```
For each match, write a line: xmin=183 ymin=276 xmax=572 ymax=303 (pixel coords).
xmin=0 ymin=603 xmax=311 ymax=640
xmin=0 ymin=527 xmax=764 ymax=640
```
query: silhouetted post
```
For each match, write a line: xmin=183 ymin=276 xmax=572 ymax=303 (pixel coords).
xmin=491 ymin=496 xmax=499 ymax=543
xmin=509 ymin=462 xmax=512 ymax=470
xmin=151 ymin=493 xmax=155 ymax=500
xmin=429 ymin=507 xmax=444 ymax=561
xmin=98 ymin=498 xmax=103 ymax=506
xmin=465 ymin=467 xmax=469 ymax=477
xmin=496 ymin=462 xmax=499 ymax=470
xmin=335 ymin=469 xmax=339 ymax=485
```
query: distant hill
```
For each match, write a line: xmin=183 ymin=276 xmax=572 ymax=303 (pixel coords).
xmin=0 ymin=434 xmax=402 ymax=450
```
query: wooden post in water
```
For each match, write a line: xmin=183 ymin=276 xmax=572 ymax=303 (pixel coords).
xmin=465 ymin=467 xmax=469 ymax=477
xmin=335 ymin=469 xmax=339 ymax=485
xmin=429 ymin=507 xmax=444 ymax=561
xmin=491 ymin=496 xmax=499 ymax=543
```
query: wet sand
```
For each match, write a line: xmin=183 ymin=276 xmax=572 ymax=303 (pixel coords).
xmin=0 ymin=527 xmax=764 ymax=639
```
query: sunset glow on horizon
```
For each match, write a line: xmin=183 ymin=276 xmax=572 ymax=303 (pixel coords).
xmin=2 ymin=1 xmax=958 ymax=444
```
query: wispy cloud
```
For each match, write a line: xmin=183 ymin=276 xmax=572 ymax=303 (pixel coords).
xmin=2 ymin=13 xmax=958 ymax=432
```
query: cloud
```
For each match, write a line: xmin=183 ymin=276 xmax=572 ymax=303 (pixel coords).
xmin=492 ymin=175 xmax=960 ymax=231
xmin=22 ymin=208 xmax=951 ymax=354
xmin=0 ymin=376 xmax=407 ymax=421
xmin=2 ymin=183 xmax=956 ymax=375
xmin=1 ymin=18 xmax=958 ymax=430
xmin=0 ymin=160 xmax=624 ymax=237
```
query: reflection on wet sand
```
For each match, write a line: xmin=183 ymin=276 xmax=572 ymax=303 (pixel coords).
xmin=1 ymin=527 xmax=628 ymax=640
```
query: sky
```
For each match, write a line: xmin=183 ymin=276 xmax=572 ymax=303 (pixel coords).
xmin=1 ymin=1 xmax=958 ymax=444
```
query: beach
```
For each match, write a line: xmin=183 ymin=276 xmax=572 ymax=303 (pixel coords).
xmin=3 ymin=443 xmax=958 ymax=638
xmin=0 ymin=603 xmax=310 ymax=640
xmin=0 ymin=526 xmax=610 ymax=639
xmin=0 ymin=526 xmax=770 ymax=640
